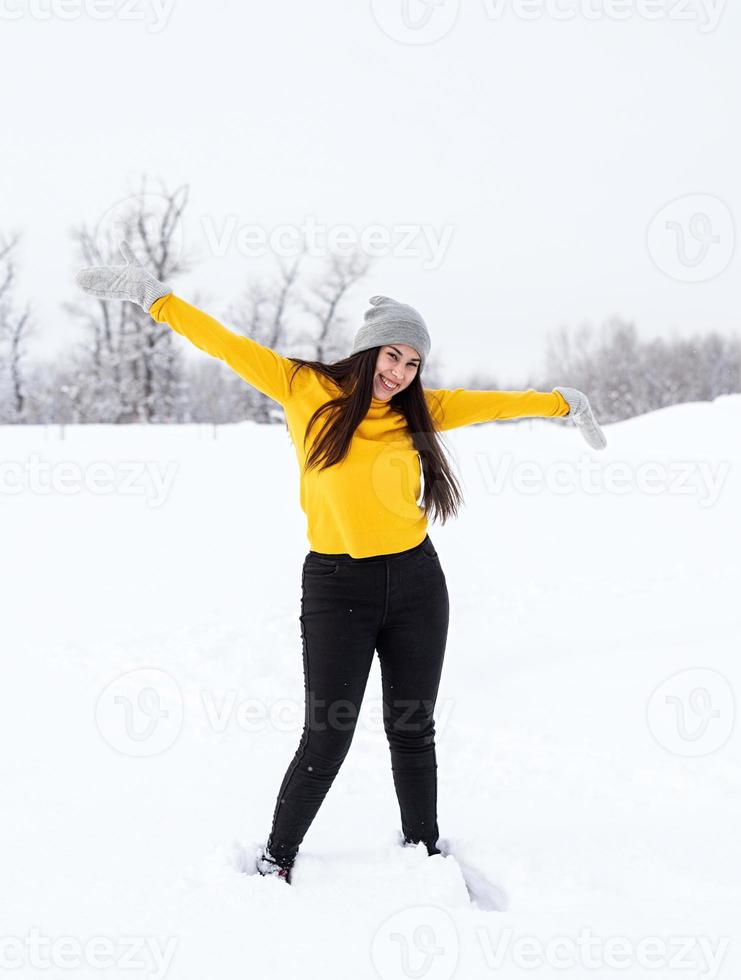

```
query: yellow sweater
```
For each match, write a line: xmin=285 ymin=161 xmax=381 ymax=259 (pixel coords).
xmin=150 ymin=294 xmax=570 ymax=558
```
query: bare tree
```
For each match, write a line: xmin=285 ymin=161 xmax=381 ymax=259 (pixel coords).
xmin=0 ymin=233 xmax=34 ymax=421
xmin=223 ymin=251 xmax=308 ymax=422
xmin=304 ymin=250 xmax=371 ymax=362
xmin=65 ymin=175 xmax=191 ymax=423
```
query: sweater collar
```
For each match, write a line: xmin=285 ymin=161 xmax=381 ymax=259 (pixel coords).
xmin=366 ymin=396 xmax=405 ymax=423
xmin=368 ymin=396 xmax=392 ymax=412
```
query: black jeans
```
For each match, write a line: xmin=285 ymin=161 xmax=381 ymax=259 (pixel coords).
xmin=266 ymin=534 xmax=449 ymax=867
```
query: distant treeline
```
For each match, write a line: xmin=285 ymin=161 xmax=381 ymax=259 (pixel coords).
xmin=1 ymin=175 xmax=738 ymax=425
xmin=537 ymin=318 xmax=740 ymax=424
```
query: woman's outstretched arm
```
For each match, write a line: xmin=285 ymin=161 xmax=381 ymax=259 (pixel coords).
xmin=148 ymin=293 xmax=293 ymax=407
xmin=76 ymin=240 xmax=295 ymax=408
xmin=424 ymin=387 xmax=571 ymax=430
xmin=424 ymin=385 xmax=607 ymax=448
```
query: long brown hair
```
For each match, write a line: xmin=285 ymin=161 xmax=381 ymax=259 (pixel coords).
xmin=285 ymin=348 xmax=464 ymax=525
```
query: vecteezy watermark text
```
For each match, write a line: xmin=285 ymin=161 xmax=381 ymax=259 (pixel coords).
xmin=0 ymin=0 xmax=176 ymax=32
xmin=94 ymin=667 xmax=458 ymax=757
xmin=0 ymin=454 xmax=178 ymax=509
xmin=199 ymin=214 xmax=455 ymax=270
xmin=370 ymin=0 xmax=726 ymax=44
xmin=479 ymin=0 xmax=725 ymax=31
xmin=475 ymin=926 xmax=729 ymax=977
xmin=0 ymin=928 xmax=178 ymax=980
xmin=370 ymin=913 xmax=729 ymax=980
xmin=474 ymin=452 xmax=731 ymax=508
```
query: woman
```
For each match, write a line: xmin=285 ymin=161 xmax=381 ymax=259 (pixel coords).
xmin=76 ymin=242 xmax=606 ymax=885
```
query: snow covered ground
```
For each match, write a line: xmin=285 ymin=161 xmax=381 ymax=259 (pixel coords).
xmin=2 ymin=396 xmax=740 ymax=979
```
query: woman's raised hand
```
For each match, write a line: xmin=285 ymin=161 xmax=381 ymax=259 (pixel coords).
xmin=553 ymin=386 xmax=608 ymax=450
xmin=75 ymin=240 xmax=172 ymax=313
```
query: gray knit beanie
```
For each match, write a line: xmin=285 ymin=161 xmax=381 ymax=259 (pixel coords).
xmin=349 ymin=295 xmax=431 ymax=371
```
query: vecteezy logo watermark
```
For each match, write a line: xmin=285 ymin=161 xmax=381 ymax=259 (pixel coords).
xmin=370 ymin=905 xmax=459 ymax=980
xmin=95 ymin=668 xmax=184 ymax=757
xmin=647 ymin=668 xmax=735 ymax=757
xmin=474 ymin=452 xmax=731 ymax=509
xmin=199 ymin=215 xmax=455 ymax=270
xmin=646 ymin=194 xmax=735 ymax=283
xmin=0 ymin=928 xmax=178 ymax=980
xmin=0 ymin=454 xmax=179 ymax=509
xmin=370 ymin=0 xmax=460 ymax=45
xmin=475 ymin=926 xmax=730 ymax=978
xmin=0 ymin=0 xmax=176 ymax=32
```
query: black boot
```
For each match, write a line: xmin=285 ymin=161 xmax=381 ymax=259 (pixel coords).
xmin=403 ymin=834 xmax=441 ymax=857
xmin=256 ymin=844 xmax=296 ymax=884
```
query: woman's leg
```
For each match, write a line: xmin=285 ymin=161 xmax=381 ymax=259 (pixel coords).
xmin=266 ymin=557 xmax=382 ymax=865
xmin=376 ymin=538 xmax=449 ymax=856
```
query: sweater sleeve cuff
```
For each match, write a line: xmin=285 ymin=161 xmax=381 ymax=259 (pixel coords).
xmin=147 ymin=290 xmax=174 ymax=317
xmin=552 ymin=389 xmax=571 ymax=417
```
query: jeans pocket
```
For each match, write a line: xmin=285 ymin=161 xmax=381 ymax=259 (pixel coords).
xmin=420 ymin=537 xmax=438 ymax=560
xmin=303 ymin=557 xmax=339 ymax=576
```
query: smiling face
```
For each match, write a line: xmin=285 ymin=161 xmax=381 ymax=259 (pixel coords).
xmin=372 ymin=343 xmax=421 ymax=400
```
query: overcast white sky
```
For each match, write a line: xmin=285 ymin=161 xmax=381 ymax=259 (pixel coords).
xmin=1 ymin=0 xmax=738 ymax=385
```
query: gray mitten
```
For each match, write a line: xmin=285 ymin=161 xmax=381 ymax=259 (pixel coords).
xmin=75 ymin=241 xmax=172 ymax=313
xmin=553 ymin=386 xmax=607 ymax=450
